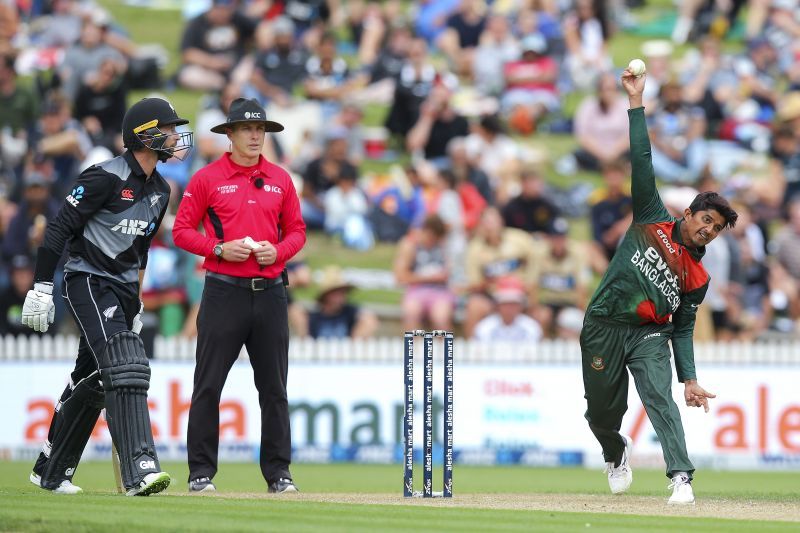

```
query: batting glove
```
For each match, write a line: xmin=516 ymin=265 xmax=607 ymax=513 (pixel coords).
xmin=132 ymin=301 xmax=144 ymax=335
xmin=21 ymin=282 xmax=55 ymax=333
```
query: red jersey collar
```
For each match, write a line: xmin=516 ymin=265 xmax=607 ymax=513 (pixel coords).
xmin=220 ymin=152 xmax=269 ymax=179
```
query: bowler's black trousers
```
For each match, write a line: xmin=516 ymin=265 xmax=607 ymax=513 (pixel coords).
xmin=187 ymin=276 xmax=291 ymax=484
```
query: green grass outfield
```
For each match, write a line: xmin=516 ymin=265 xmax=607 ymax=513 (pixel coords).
xmin=1 ymin=462 xmax=798 ymax=531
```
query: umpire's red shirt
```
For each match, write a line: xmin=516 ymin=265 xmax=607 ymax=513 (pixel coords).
xmin=173 ymin=152 xmax=306 ymax=278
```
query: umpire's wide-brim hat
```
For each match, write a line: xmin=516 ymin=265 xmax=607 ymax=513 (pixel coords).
xmin=210 ymin=98 xmax=284 ymax=134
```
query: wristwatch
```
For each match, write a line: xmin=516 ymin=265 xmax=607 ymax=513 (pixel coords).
xmin=213 ymin=242 xmax=224 ymax=258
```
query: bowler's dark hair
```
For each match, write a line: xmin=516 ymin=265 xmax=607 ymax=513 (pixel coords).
xmin=689 ymin=192 xmax=738 ymax=229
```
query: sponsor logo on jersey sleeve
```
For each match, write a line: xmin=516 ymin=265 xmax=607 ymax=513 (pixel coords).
xmin=66 ymin=185 xmax=84 ymax=207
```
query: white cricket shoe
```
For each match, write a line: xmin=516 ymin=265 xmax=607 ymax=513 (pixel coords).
xmin=605 ymin=435 xmax=633 ymax=494
xmin=668 ymin=473 xmax=695 ymax=505
xmin=126 ymin=471 xmax=171 ymax=497
xmin=30 ymin=472 xmax=83 ymax=494
xmin=188 ymin=477 xmax=217 ymax=493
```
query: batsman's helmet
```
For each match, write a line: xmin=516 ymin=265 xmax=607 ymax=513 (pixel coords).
xmin=122 ymin=98 xmax=193 ymax=162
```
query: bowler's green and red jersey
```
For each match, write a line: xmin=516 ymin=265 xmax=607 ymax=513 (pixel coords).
xmin=585 ymin=107 xmax=709 ymax=382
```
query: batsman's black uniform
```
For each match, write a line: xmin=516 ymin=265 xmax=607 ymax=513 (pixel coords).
xmin=31 ymin=150 xmax=170 ymax=491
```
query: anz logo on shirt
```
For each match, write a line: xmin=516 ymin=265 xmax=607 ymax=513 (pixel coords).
xmin=111 ymin=219 xmax=155 ymax=236
xmin=66 ymin=185 xmax=85 ymax=207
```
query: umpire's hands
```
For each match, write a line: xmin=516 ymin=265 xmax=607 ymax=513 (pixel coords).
xmin=22 ymin=282 xmax=55 ymax=332
xmin=255 ymin=241 xmax=277 ymax=266
xmin=683 ymin=379 xmax=716 ymax=413
xmin=221 ymin=239 xmax=253 ymax=262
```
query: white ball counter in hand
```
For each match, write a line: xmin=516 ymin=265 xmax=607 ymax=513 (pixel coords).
xmin=628 ymin=58 xmax=646 ymax=77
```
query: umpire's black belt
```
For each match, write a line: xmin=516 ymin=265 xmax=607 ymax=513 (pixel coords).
xmin=206 ymin=272 xmax=282 ymax=291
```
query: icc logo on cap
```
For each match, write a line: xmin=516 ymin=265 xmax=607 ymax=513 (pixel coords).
xmin=245 ymin=112 xmax=251 ymax=119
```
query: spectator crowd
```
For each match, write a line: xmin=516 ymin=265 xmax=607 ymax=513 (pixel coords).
xmin=1 ymin=0 xmax=800 ymax=343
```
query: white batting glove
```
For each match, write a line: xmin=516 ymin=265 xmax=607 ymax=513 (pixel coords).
xmin=132 ymin=301 xmax=144 ymax=335
xmin=21 ymin=282 xmax=55 ymax=333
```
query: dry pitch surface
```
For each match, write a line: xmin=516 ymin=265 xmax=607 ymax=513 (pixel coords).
xmin=185 ymin=492 xmax=800 ymax=522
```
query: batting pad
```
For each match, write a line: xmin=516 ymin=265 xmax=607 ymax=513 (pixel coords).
xmin=100 ymin=331 xmax=160 ymax=489
xmin=40 ymin=376 xmax=105 ymax=490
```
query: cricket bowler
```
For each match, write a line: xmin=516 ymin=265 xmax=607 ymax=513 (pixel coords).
xmin=580 ymin=67 xmax=738 ymax=505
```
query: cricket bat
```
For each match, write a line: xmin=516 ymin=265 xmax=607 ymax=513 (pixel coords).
xmin=105 ymin=407 xmax=124 ymax=493
xmin=112 ymin=443 xmax=123 ymax=493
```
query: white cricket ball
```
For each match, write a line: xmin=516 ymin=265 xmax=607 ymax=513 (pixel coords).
xmin=628 ymin=58 xmax=646 ymax=77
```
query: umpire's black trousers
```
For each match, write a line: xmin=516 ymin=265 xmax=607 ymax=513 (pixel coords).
xmin=188 ymin=275 xmax=291 ymax=484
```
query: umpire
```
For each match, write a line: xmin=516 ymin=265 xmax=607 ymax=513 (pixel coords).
xmin=22 ymin=97 xmax=193 ymax=495
xmin=173 ymin=98 xmax=306 ymax=494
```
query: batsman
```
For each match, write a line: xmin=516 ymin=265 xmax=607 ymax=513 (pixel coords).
xmin=22 ymin=97 xmax=193 ymax=495
xmin=580 ymin=67 xmax=738 ymax=504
